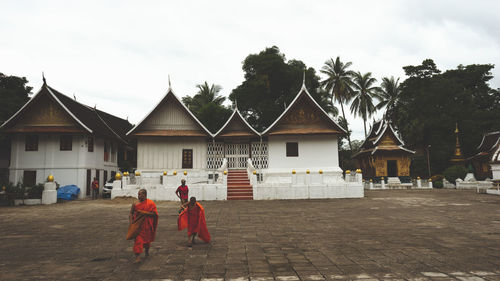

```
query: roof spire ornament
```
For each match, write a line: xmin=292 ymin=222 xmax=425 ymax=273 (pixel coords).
xmin=168 ymin=74 xmax=172 ymax=91
xmin=42 ymin=72 xmax=46 ymax=85
xmin=302 ymin=69 xmax=306 ymax=87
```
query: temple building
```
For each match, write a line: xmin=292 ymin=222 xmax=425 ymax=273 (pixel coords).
xmin=469 ymin=131 xmax=500 ymax=180
xmin=115 ymin=81 xmax=364 ymax=200
xmin=353 ymin=119 xmax=414 ymax=181
xmin=0 ymin=79 xmax=133 ymax=198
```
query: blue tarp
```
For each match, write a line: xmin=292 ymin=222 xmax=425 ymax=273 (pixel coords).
xmin=57 ymin=185 xmax=80 ymax=201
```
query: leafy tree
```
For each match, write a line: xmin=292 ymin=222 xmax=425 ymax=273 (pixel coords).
xmin=0 ymin=73 xmax=32 ymax=124
xmin=182 ymin=82 xmax=231 ymax=133
xmin=350 ymin=72 xmax=381 ymax=137
xmin=376 ymin=76 xmax=401 ymax=123
xmin=230 ymin=46 xmax=337 ymax=131
xmin=0 ymin=73 xmax=32 ymax=184
xmin=320 ymin=57 xmax=355 ymax=149
xmin=395 ymin=60 xmax=500 ymax=174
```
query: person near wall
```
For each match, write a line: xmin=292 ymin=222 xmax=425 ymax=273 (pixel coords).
xmin=178 ymin=196 xmax=210 ymax=247
xmin=91 ymin=177 xmax=99 ymax=199
xmin=175 ymin=179 xmax=189 ymax=205
xmin=127 ymin=189 xmax=158 ymax=263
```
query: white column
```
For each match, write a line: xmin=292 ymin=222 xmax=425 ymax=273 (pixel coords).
xmin=417 ymin=178 xmax=422 ymax=188
xmin=381 ymin=178 xmax=386 ymax=189
xmin=42 ymin=182 xmax=57 ymax=205
xmin=428 ymin=180 xmax=433 ymax=188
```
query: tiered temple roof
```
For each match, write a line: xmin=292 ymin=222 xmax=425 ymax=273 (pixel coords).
xmin=1 ymin=82 xmax=132 ymax=144
xmin=353 ymin=119 xmax=414 ymax=158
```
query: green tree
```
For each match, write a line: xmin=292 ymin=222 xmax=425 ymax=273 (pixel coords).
xmin=350 ymin=72 xmax=380 ymax=137
xmin=230 ymin=46 xmax=337 ymax=131
xmin=320 ymin=57 xmax=355 ymax=149
xmin=0 ymin=73 xmax=32 ymax=124
xmin=395 ymin=59 xmax=500 ymax=174
xmin=376 ymin=76 xmax=401 ymax=122
xmin=182 ymin=82 xmax=231 ymax=133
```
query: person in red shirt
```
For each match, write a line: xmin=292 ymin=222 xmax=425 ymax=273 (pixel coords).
xmin=91 ymin=177 xmax=99 ymax=199
xmin=127 ymin=189 xmax=158 ymax=263
xmin=175 ymin=179 xmax=189 ymax=204
xmin=178 ymin=196 xmax=210 ymax=247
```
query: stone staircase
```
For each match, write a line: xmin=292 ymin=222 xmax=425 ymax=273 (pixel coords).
xmin=227 ymin=169 xmax=253 ymax=200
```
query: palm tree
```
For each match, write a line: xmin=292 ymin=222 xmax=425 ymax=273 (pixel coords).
xmin=350 ymin=72 xmax=381 ymax=137
xmin=182 ymin=82 xmax=225 ymax=112
xmin=320 ymin=56 xmax=355 ymax=149
xmin=376 ymin=76 xmax=401 ymax=122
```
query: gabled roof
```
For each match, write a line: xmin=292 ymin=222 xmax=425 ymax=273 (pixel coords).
xmin=470 ymin=131 xmax=500 ymax=161
xmin=1 ymin=82 xmax=132 ymax=144
xmin=261 ymin=83 xmax=347 ymax=136
xmin=353 ymin=118 xmax=414 ymax=158
xmin=126 ymin=87 xmax=212 ymax=137
xmin=214 ymin=108 xmax=260 ymax=138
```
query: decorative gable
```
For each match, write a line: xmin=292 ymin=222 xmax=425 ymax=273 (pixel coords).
xmin=214 ymin=109 xmax=259 ymax=138
xmin=262 ymin=85 xmax=346 ymax=136
xmin=127 ymin=88 xmax=212 ymax=137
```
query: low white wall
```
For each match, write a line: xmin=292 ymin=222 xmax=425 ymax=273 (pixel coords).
xmin=112 ymin=183 xmax=227 ymax=201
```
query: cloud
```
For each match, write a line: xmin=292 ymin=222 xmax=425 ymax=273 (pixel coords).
xmin=1 ymin=0 xmax=498 ymax=142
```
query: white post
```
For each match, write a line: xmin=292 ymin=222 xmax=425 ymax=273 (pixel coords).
xmin=292 ymin=171 xmax=297 ymax=185
xmin=356 ymin=171 xmax=363 ymax=184
xmin=428 ymin=179 xmax=433 ymax=188
xmin=369 ymin=180 xmax=374 ymax=189
xmin=345 ymin=170 xmax=351 ymax=182
xmin=42 ymin=182 xmax=57 ymax=205
xmin=381 ymin=177 xmax=386 ymax=189
xmin=305 ymin=170 xmax=311 ymax=186
xmin=417 ymin=177 xmax=422 ymax=188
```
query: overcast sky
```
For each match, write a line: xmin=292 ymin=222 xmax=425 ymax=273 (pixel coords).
xmin=1 ymin=0 xmax=499 ymax=141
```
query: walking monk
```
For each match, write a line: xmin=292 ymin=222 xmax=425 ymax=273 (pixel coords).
xmin=127 ymin=189 xmax=158 ymax=263
xmin=178 ymin=197 xmax=210 ymax=247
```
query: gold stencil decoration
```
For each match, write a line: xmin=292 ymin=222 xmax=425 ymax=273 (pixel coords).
xmin=283 ymin=106 xmax=320 ymax=125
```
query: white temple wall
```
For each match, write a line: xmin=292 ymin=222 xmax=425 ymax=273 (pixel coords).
xmin=9 ymin=134 xmax=119 ymax=198
xmin=137 ymin=137 xmax=207 ymax=170
xmin=267 ymin=135 xmax=340 ymax=171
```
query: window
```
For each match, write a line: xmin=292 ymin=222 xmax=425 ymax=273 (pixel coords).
xmin=88 ymin=137 xmax=94 ymax=152
xmin=60 ymin=135 xmax=72 ymax=151
xmin=286 ymin=142 xmax=298 ymax=157
xmin=104 ymin=142 xmax=109 ymax=161
xmin=182 ymin=149 xmax=193 ymax=169
xmin=25 ymin=135 xmax=38 ymax=151
xmin=23 ymin=171 xmax=36 ymax=187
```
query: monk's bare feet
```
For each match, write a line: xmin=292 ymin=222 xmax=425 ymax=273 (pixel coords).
xmin=133 ymin=256 xmax=141 ymax=264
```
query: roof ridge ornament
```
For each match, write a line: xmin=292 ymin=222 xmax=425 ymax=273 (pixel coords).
xmin=168 ymin=74 xmax=172 ymax=91
xmin=42 ymin=72 xmax=46 ymax=85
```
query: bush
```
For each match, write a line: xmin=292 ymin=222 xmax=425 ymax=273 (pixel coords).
xmin=433 ymin=180 xmax=444 ymax=188
xmin=26 ymin=183 xmax=44 ymax=199
xmin=443 ymin=165 xmax=467 ymax=184
xmin=430 ymin=174 xmax=444 ymax=182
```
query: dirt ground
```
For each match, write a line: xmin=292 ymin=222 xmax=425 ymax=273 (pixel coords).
xmin=0 ymin=189 xmax=499 ymax=280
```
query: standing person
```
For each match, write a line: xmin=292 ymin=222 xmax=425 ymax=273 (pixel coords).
xmin=178 ymin=197 xmax=210 ymax=247
xmin=91 ymin=177 xmax=99 ymax=199
xmin=127 ymin=189 xmax=158 ymax=263
xmin=175 ymin=179 xmax=189 ymax=205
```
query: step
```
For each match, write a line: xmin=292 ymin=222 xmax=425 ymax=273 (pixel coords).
xmin=228 ymin=181 xmax=251 ymax=185
xmin=227 ymin=196 xmax=253 ymax=200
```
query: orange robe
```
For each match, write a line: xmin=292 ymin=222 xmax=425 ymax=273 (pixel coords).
xmin=178 ymin=202 xmax=210 ymax=243
xmin=127 ymin=199 xmax=158 ymax=254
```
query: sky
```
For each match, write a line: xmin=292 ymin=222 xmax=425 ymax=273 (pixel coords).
xmin=1 ymin=0 xmax=499 ymax=141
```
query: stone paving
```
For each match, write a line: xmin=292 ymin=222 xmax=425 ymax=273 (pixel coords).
xmin=0 ymin=189 xmax=499 ymax=280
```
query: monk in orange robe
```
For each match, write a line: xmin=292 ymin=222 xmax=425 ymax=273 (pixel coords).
xmin=127 ymin=189 xmax=158 ymax=263
xmin=178 ymin=197 xmax=210 ymax=247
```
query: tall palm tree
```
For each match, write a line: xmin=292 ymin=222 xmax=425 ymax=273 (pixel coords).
xmin=320 ymin=56 xmax=355 ymax=149
xmin=350 ymin=72 xmax=381 ymax=137
xmin=182 ymin=81 xmax=225 ymax=112
xmin=376 ymin=76 xmax=401 ymax=122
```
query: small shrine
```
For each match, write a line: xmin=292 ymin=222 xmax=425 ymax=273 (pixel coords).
xmin=469 ymin=131 xmax=500 ymax=180
xmin=353 ymin=119 xmax=415 ymax=180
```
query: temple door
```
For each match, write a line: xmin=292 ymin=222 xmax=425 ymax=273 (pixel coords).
xmin=225 ymin=143 xmax=249 ymax=169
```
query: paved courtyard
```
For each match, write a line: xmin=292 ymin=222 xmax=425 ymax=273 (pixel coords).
xmin=0 ymin=190 xmax=499 ymax=281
